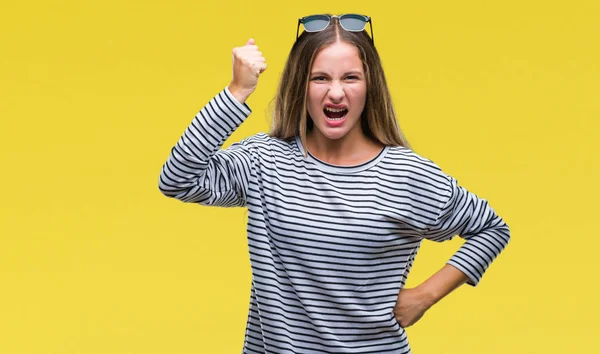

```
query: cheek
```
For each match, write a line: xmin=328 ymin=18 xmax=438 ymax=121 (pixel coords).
xmin=347 ymin=87 xmax=367 ymax=106
xmin=307 ymin=86 xmax=325 ymax=108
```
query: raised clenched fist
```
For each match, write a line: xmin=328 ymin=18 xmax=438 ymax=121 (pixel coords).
xmin=229 ymin=38 xmax=267 ymax=104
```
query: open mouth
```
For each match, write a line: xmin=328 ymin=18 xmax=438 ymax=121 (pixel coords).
xmin=323 ymin=107 xmax=348 ymax=121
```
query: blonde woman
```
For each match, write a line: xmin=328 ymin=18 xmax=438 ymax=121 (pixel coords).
xmin=159 ymin=14 xmax=510 ymax=354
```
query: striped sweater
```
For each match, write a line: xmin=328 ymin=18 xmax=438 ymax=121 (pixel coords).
xmin=158 ymin=87 xmax=510 ymax=353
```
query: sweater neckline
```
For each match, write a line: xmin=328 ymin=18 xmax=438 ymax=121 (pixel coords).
xmin=294 ymin=135 xmax=390 ymax=174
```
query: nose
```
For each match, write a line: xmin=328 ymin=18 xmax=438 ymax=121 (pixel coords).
xmin=327 ymin=80 xmax=345 ymax=102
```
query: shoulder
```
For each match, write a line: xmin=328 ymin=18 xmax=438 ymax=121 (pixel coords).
xmin=386 ymin=145 xmax=445 ymax=173
xmin=238 ymin=132 xmax=298 ymax=155
xmin=384 ymin=145 xmax=451 ymax=187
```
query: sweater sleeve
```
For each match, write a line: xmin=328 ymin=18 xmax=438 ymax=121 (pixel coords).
xmin=423 ymin=174 xmax=511 ymax=287
xmin=158 ymin=87 xmax=255 ymax=207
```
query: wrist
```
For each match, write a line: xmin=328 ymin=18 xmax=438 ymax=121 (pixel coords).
xmin=416 ymin=284 xmax=440 ymax=308
xmin=228 ymin=83 xmax=253 ymax=104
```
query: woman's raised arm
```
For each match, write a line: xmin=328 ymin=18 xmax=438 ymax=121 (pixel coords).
xmin=158 ymin=39 xmax=267 ymax=207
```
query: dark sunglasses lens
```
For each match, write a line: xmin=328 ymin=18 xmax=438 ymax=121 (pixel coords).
xmin=303 ymin=15 xmax=330 ymax=32
xmin=340 ymin=14 xmax=367 ymax=31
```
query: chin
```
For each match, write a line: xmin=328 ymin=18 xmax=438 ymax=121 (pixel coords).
xmin=308 ymin=115 xmax=360 ymax=142
xmin=323 ymin=130 xmax=349 ymax=140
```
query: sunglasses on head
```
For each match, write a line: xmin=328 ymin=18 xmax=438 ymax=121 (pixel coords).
xmin=296 ymin=14 xmax=374 ymax=44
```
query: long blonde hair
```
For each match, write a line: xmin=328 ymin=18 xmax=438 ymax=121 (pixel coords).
xmin=269 ymin=17 xmax=411 ymax=154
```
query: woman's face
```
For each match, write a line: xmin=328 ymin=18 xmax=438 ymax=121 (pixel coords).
xmin=306 ymin=41 xmax=367 ymax=143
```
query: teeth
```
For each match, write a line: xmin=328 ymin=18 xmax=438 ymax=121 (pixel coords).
xmin=325 ymin=107 xmax=347 ymax=112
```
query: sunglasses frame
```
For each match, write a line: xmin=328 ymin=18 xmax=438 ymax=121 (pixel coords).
xmin=296 ymin=14 xmax=374 ymax=45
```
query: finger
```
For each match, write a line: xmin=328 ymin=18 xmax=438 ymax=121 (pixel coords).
xmin=252 ymin=61 xmax=267 ymax=70
xmin=257 ymin=62 xmax=267 ymax=74
xmin=396 ymin=318 xmax=403 ymax=327
xmin=246 ymin=38 xmax=255 ymax=46
xmin=242 ymin=51 xmax=263 ymax=59
xmin=239 ymin=46 xmax=259 ymax=54
xmin=247 ymin=55 xmax=266 ymax=62
xmin=248 ymin=60 xmax=266 ymax=70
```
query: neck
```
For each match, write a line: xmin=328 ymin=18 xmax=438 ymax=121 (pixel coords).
xmin=306 ymin=128 xmax=383 ymax=165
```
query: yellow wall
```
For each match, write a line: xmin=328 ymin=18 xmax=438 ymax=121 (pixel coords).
xmin=1 ymin=0 xmax=598 ymax=353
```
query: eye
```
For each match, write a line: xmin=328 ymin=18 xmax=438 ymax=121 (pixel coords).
xmin=345 ymin=75 xmax=360 ymax=80
xmin=311 ymin=76 xmax=327 ymax=81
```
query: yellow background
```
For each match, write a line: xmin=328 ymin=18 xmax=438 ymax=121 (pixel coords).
xmin=1 ymin=0 xmax=598 ymax=353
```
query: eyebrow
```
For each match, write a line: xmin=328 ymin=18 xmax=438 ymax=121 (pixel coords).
xmin=310 ymin=71 xmax=364 ymax=76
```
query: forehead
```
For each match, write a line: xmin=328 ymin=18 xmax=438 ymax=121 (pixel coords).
xmin=311 ymin=41 xmax=363 ymax=72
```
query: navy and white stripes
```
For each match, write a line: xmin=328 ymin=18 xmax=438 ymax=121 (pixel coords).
xmin=159 ymin=87 xmax=510 ymax=353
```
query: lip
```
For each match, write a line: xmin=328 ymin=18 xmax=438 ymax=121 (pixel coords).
xmin=323 ymin=104 xmax=348 ymax=110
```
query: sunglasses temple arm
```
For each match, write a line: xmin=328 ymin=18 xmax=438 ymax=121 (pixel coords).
xmin=296 ymin=20 xmax=301 ymax=41
xmin=369 ymin=20 xmax=374 ymax=44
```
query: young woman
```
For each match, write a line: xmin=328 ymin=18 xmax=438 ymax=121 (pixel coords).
xmin=159 ymin=14 xmax=510 ymax=354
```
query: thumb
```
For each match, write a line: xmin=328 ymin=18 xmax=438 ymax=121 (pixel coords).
xmin=246 ymin=38 xmax=255 ymax=46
